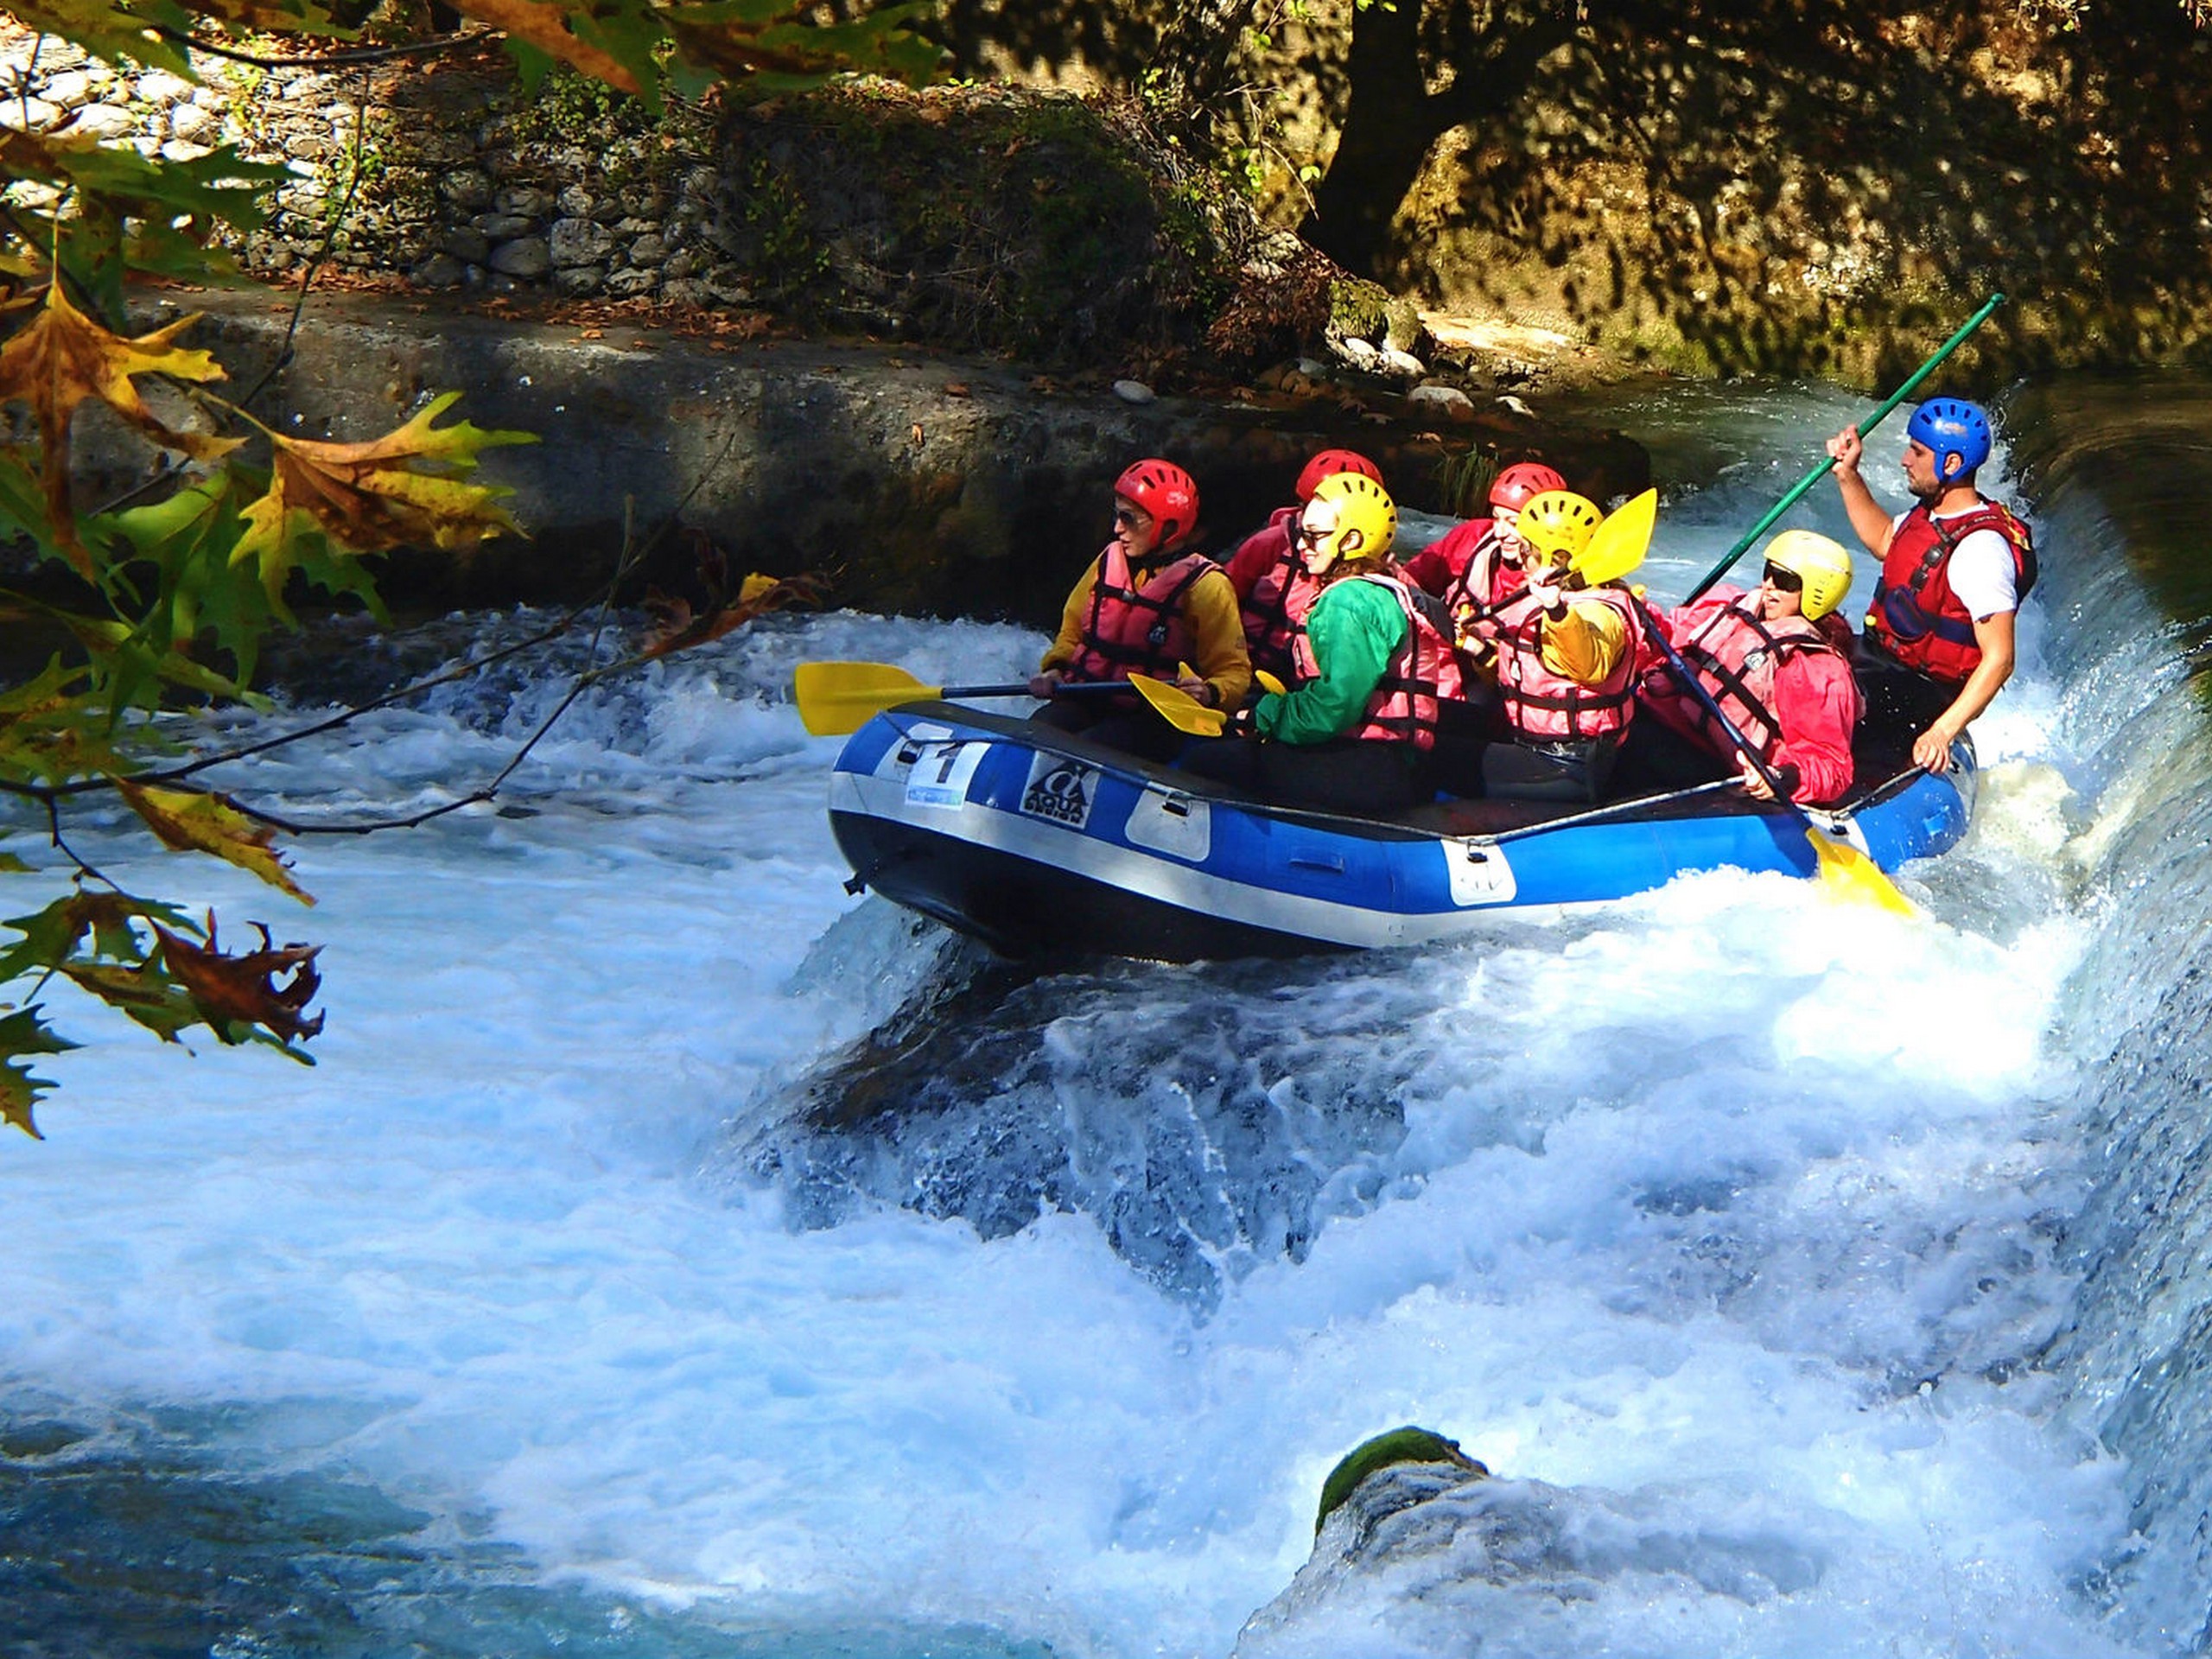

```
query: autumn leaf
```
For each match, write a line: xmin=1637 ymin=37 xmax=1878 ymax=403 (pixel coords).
xmin=231 ymin=392 xmax=534 ymax=602
xmin=116 ymin=781 xmax=313 ymax=906
xmin=0 ymin=280 xmax=241 ymax=574
xmin=0 ymin=888 xmax=190 ymax=985
xmin=641 ymin=531 xmax=829 ymax=658
xmin=153 ymin=918 xmax=323 ymax=1049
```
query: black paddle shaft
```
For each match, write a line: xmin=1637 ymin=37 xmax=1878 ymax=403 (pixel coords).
xmin=1629 ymin=594 xmax=1804 ymax=811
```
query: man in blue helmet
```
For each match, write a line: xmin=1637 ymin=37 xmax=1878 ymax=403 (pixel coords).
xmin=1826 ymin=397 xmax=2036 ymax=772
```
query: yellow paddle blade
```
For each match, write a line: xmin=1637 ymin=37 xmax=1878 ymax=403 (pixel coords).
xmin=793 ymin=661 xmax=935 ymax=736
xmin=1807 ymin=825 xmax=1918 ymax=916
xmin=1129 ymin=672 xmax=1227 ymax=737
xmin=1573 ymin=487 xmax=1657 ymax=588
xmin=1255 ymin=669 xmax=1287 ymax=696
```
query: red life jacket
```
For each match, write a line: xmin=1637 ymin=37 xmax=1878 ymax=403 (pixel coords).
xmin=1440 ymin=523 xmax=1523 ymax=620
xmin=1234 ymin=512 xmax=1322 ymax=682
xmin=1866 ymin=499 xmax=2037 ymax=684
xmin=1289 ymin=570 xmax=1465 ymax=751
xmin=1494 ymin=584 xmax=1641 ymax=741
xmin=1065 ymin=546 xmax=1217 ymax=685
xmin=1643 ymin=591 xmax=1847 ymax=762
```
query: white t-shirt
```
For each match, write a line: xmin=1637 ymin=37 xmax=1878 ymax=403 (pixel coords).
xmin=1887 ymin=505 xmax=2018 ymax=620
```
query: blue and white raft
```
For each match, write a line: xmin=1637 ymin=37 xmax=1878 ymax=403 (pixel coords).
xmin=826 ymin=704 xmax=1975 ymax=960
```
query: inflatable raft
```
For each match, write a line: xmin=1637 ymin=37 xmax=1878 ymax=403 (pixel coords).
xmin=825 ymin=704 xmax=1975 ymax=959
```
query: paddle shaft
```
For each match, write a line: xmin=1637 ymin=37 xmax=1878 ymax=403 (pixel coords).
xmin=1682 ymin=293 xmax=2007 ymax=603
xmin=944 ymin=677 xmax=1128 ymax=701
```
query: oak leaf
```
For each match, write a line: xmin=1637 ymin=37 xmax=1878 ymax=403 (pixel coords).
xmin=231 ymin=391 xmax=533 ymax=601
xmin=0 ymin=281 xmax=241 ymax=574
xmin=152 ymin=918 xmax=323 ymax=1048
xmin=116 ymin=781 xmax=313 ymax=906
xmin=0 ymin=1007 xmax=79 ymax=1140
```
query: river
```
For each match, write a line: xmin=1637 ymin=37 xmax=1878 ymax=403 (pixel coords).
xmin=0 ymin=375 xmax=2203 ymax=1657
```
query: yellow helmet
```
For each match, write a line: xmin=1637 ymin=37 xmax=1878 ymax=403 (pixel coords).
xmin=1306 ymin=470 xmax=1397 ymax=565
xmin=1516 ymin=490 xmax=1603 ymax=569
xmin=1761 ymin=529 xmax=1853 ymax=620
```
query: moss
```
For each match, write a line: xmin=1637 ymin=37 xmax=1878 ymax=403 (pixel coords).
xmin=1329 ymin=275 xmax=1390 ymax=340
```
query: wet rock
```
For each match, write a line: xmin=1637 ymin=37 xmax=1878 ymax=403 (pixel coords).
xmin=1333 ymin=335 xmax=1381 ymax=372
xmin=1377 ymin=346 xmax=1427 ymax=379
xmin=552 ymin=266 xmax=605 ymax=298
xmin=1113 ymin=378 xmax=1156 ymax=404
xmin=556 ymin=184 xmax=593 ymax=219
xmin=472 ymin=212 xmax=533 ymax=240
xmin=604 ymin=267 xmax=658 ymax=299
xmin=660 ymin=277 xmax=712 ymax=308
xmin=627 ymin=233 xmax=669 ymax=267
xmin=1406 ymin=383 xmax=1476 ymax=420
xmin=161 ymin=139 xmax=213 ymax=163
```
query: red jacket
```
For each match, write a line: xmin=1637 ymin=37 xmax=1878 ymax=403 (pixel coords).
xmin=1225 ymin=507 xmax=1319 ymax=681
xmin=1399 ymin=517 xmax=1493 ymax=596
xmin=1639 ymin=586 xmax=1861 ymax=804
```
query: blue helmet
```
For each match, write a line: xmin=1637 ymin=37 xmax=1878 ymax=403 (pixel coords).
xmin=1907 ymin=397 xmax=1993 ymax=481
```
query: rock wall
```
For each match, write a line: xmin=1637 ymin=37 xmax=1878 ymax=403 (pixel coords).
xmin=0 ymin=31 xmax=745 ymax=308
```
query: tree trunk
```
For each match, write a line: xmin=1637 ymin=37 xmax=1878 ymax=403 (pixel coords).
xmin=1297 ymin=0 xmax=1438 ymax=274
xmin=1299 ymin=3 xmax=1581 ymax=281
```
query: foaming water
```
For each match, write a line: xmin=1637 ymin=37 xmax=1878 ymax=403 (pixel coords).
xmin=0 ymin=380 xmax=2190 ymax=1657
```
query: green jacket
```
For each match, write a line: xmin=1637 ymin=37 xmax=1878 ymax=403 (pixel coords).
xmin=1253 ymin=575 xmax=1407 ymax=746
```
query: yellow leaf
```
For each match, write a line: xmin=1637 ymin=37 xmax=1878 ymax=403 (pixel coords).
xmin=115 ymin=781 xmax=314 ymax=906
xmin=230 ymin=392 xmax=532 ymax=593
xmin=0 ymin=283 xmax=243 ymax=572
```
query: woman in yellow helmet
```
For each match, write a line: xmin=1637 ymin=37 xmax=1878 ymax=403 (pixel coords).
xmin=1622 ymin=529 xmax=1864 ymax=805
xmin=1180 ymin=472 xmax=1462 ymax=813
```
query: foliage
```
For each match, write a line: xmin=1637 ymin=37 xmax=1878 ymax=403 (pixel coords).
xmin=0 ymin=0 xmax=913 ymax=1134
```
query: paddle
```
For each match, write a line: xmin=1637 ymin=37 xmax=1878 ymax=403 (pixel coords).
xmin=1628 ymin=594 xmax=1916 ymax=914
xmin=1682 ymin=293 xmax=2006 ymax=603
xmin=1452 ymin=486 xmax=1657 ymax=634
xmin=793 ymin=661 xmax=1124 ymax=736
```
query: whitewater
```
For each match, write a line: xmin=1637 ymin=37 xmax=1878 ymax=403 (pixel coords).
xmin=0 ymin=379 xmax=2188 ymax=1656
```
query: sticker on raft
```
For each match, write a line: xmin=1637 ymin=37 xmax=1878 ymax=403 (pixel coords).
xmin=904 ymin=740 xmax=987 ymax=810
xmin=1020 ymin=753 xmax=1099 ymax=830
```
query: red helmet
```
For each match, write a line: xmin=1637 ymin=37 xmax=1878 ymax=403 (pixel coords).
xmin=1114 ymin=459 xmax=1200 ymax=550
xmin=1489 ymin=461 xmax=1567 ymax=513
xmin=1294 ymin=448 xmax=1383 ymax=504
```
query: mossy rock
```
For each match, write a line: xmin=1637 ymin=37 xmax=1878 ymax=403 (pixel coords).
xmin=1329 ymin=275 xmax=1391 ymax=341
xmin=1314 ymin=1426 xmax=1488 ymax=1537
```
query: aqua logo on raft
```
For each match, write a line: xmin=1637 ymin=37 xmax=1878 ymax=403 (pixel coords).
xmin=1020 ymin=754 xmax=1098 ymax=830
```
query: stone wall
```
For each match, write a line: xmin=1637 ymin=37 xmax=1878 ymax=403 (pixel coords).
xmin=0 ymin=31 xmax=744 ymax=308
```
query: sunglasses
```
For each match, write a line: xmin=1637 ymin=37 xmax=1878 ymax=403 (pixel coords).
xmin=1762 ymin=563 xmax=1804 ymax=594
xmin=1113 ymin=507 xmax=1149 ymax=530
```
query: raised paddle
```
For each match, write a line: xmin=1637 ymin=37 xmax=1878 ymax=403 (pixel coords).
xmin=1452 ymin=486 xmax=1657 ymax=634
xmin=793 ymin=661 xmax=1124 ymax=736
xmin=1683 ymin=293 xmax=2006 ymax=603
xmin=1628 ymin=593 xmax=1916 ymax=915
